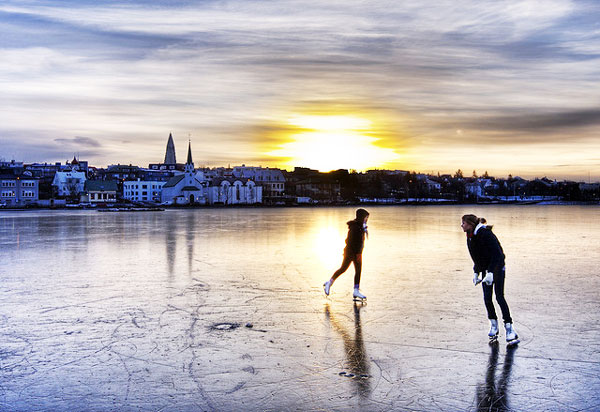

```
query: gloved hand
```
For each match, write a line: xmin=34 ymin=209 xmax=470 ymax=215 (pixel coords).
xmin=473 ymin=272 xmax=482 ymax=285
xmin=482 ymin=272 xmax=494 ymax=285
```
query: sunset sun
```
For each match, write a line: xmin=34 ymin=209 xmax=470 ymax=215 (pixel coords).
xmin=268 ymin=115 xmax=400 ymax=172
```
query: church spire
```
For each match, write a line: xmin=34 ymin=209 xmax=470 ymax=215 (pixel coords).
xmin=184 ymin=139 xmax=194 ymax=173
xmin=164 ymin=133 xmax=176 ymax=164
xmin=186 ymin=139 xmax=193 ymax=165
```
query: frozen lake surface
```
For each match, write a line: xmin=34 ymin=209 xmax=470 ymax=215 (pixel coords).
xmin=1 ymin=206 xmax=599 ymax=411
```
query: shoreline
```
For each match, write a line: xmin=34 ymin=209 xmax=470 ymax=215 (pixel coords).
xmin=1 ymin=199 xmax=598 ymax=212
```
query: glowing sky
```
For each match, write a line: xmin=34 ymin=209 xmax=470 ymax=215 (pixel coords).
xmin=1 ymin=0 xmax=599 ymax=179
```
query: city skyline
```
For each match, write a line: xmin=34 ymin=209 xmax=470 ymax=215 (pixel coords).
xmin=1 ymin=0 xmax=599 ymax=180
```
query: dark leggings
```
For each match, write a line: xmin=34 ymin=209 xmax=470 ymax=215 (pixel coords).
xmin=331 ymin=254 xmax=362 ymax=286
xmin=482 ymin=267 xmax=512 ymax=324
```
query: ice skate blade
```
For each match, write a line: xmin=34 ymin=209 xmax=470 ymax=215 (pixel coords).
xmin=353 ymin=297 xmax=367 ymax=303
xmin=488 ymin=336 xmax=498 ymax=345
xmin=507 ymin=339 xmax=520 ymax=346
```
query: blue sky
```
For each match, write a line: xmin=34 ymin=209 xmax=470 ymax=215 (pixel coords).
xmin=1 ymin=0 xmax=599 ymax=179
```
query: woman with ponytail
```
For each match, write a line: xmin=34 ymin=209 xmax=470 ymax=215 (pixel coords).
xmin=461 ymin=214 xmax=519 ymax=345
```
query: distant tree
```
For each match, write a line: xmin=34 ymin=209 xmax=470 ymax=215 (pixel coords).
xmin=66 ymin=179 xmax=79 ymax=202
xmin=483 ymin=171 xmax=489 ymax=178
xmin=454 ymin=169 xmax=464 ymax=179
xmin=472 ymin=170 xmax=478 ymax=178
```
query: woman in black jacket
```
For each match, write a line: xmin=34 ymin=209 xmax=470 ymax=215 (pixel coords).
xmin=461 ymin=214 xmax=519 ymax=345
xmin=323 ymin=209 xmax=369 ymax=300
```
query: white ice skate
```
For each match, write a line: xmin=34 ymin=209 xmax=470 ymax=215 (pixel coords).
xmin=353 ymin=288 xmax=366 ymax=302
xmin=323 ymin=280 xmax=332 ymax=296
xmin=488 ymin=319 xmax=499 ymax=343
xmin=505 ymin=322 xmax=520 ymax=346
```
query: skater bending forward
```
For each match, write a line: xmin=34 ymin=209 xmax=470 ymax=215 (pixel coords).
xmin=461 ymin=214 xmax=519 ymax=345
xmin=323 ymin=208 xmax=369 ymax=300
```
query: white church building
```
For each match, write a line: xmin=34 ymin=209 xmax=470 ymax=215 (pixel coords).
xmin=161 ymin=141 xmax=207 ymax=205
xmin=159 ymin=137 xmax=263 ymax=206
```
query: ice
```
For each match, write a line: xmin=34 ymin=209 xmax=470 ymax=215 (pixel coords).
xmin=1 ymin=206 xmax=599 ymax=411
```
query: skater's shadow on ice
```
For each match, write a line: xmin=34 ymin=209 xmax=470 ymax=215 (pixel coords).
xmin=325 ymin=302 xmax=371 ymax=397
xmin=476 ymin=343 xmax=516 ymax=412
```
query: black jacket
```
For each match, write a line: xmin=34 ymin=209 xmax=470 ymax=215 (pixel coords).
xmin=467 ymin=226 xmax=505 ymax=274
xmin=344 ymin=219 xmax=367 ymax=255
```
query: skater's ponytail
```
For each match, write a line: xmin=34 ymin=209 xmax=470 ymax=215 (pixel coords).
xmin=462 ymin=214 xmax=485 ymax=226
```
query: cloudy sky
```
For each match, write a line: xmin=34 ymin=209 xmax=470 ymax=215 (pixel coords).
xmin=1 ymin=0 xmax=599 ymax=179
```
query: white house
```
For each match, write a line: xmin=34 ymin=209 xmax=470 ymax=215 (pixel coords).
xmin=207 ymin=177 xmax=262 ymax=205
xmin=52 ymin=168 xmax=86 ymax=198
xmin=124 ymin=179 xmax=166 ymax=203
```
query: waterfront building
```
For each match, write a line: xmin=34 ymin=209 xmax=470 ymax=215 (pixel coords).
xmin=161 ymin=141 xmax=207 ymax=205
xmin=52 ymin=167 xmax=86 ymax=198
xmin=0 ymin=174 xmax=39 ymax=206
xmin=207 ymin=177 xmax=262 ymax=205
xmin=124 ymin=179 xmax=166 ymax=203
xmin=232 ymin=166 xmax=285 ymax=204
xmin=82 ymin=180 xmax=118 ymax=204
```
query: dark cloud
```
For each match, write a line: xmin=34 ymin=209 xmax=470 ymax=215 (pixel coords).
xmin=465 ymin=109 xmax=600 ymax=132
xmin=54 ymin=136 xmax=103 ymax=147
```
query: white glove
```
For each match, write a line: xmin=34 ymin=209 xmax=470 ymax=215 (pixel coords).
xmin=482 ymin=272 xmax=494 ymax=285
xmin=473 ymin=272 xmax=482 ymax=286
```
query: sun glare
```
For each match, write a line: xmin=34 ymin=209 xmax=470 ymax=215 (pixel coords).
xmin=313 ymin=226 xmax=343 ymax=268
xmin=288 ymin=115 xmax=371 ymax=131
xmin=268 ymin=114 xmax=400 ymax=172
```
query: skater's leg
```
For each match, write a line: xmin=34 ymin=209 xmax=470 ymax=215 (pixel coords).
xmin=493 ymin=268 xmax=513 ymax=324
xmin=482 ymin=282 xmax=498 ymax=320
xmin=325 ymin=255 xmax=353 ymax=296
xmin=331 ymin=255 xmax=353 ymax=282
xmin=352 ymin=254 xmax=362 ymax=287
xmin=351 ymin=254 xmax=367 ymax=300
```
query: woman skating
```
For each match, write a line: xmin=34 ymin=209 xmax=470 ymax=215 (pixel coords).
xmin=461 ymin=214 xmax=519 ymax=345
xmin=323 ymin=208 xmax=369 ymax=301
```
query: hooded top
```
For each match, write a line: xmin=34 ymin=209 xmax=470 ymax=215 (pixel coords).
xmin=467 ymin=225 xmax=505 ymax=274
xmin=344 ymin=219 xmax=368 ymax=255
